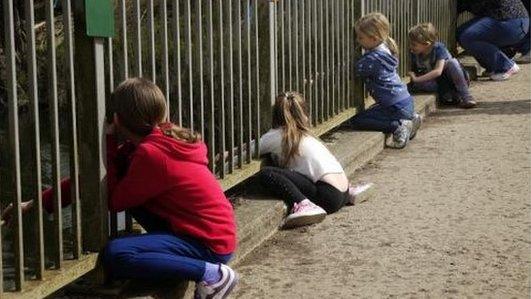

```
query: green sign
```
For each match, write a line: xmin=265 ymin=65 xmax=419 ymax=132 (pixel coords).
xmin=85 ymin=0 xmax=115 ymax=38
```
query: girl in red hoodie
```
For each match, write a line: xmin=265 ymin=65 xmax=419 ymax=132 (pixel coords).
xmin=2 ymin=78 xmax=239 ymax=298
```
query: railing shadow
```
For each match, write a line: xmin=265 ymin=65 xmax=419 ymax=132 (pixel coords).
xmin=433 ymin=99 xmax=531 ymax=117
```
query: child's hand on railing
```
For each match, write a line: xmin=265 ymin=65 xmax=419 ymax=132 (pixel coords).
xmin=1 ymin=200 xmax=34 ymax=227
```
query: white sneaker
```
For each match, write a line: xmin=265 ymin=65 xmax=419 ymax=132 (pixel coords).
xmin=347 ymin=182 xmax=374 ymax=205
xmin=194 ymin=264 xmax=239 ymax=299
xmin=283 ymin=199 xmax=327 ymax=229
xmin=390 ymin=120 xmax=413 ymax=149
xmin=490 ymin=63 xmax=520 ymax=81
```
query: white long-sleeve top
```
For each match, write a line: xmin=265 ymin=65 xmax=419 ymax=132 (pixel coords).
xmin=259 ymin=128 xmax=345 ymax=182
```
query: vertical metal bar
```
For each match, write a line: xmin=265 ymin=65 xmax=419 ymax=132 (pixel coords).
xmin=253 ymin=0 xmax=260 ymax=158
xmin=325 ymin=0 xmax=330 ymax=119
xmin=245 ymin=0 xmax=252 ymax=163
xmin=134 ymin=0 xmax=143 ymax=76
xmin=46 ymin=0 xmax=63 ymax=270
xmin=301 ymin=0 xmax=306 ymax=98
xmin=161 ymin=0 xmax=170 ymax=117
xmin=24 ymin=0 xmax=45 ymax=278
xmin=148 ymin=0 xmax=156 ymax=82
xmin=331 ymin=0 xmax=336 ymax=115
xmin=336 ymin=0 xmax=341 ymax=112
xmin=106 ymin=36 xmax=118 ymax=238
xmin=342 ymin=0 xmax=347 ymax=110
xmin=227 ymin=0 xmax=235 ymax=170
xmin=236 ymin=0 xmax=244 ymax=167
xmin=107 ymin=38 xmax=114 ymax=96
xmin=287 ymin=0 xmax=292 ymax=90
xmin=312 ymin=0 xmax=318 ymax=122
xmin=294 ymin=0 xmax=299 ymax=91
xmin=319 ymin=0 xmax=324 ymax=122
xmin=185 ymin=0 xmax=194 ymax=129
xmin=306 ymin=0 xmax=312 ymax=123
xmin=120 ymin=0 xmax=129 ymax=80
xmin=172 ymin=0 xmax=183 ymax=124
xmin=269 ymin=0 xmax=277 ymax=105
xmin=4 ymin=0 xmax=24 ymax=289
xmin=195 ymin=0 xmax=205 ymax=137
xmin=280 ymin=0 xmax=285 ymax=91
xmin=207 ymin=0 xmax=216 ymax=172
xmin=346 ymin=0 xmax=351 ymax=108
xmin=63 ymin=0 xmax=82 ymax=259
xmin=217 ymin=0 xmax=226 ymax=177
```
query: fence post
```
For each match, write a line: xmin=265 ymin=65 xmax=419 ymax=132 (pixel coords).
xmin=269 ymin=0 xmax=277 ymax=106
xmin=72 ymin=0 xmax=110 ymax=252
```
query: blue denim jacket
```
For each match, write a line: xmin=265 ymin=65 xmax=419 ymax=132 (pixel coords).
xmin=356 ymin=43 xmax=411 ymax=107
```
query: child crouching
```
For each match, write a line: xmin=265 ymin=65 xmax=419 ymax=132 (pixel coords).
xmin=408 ymin=22 xmax=477 ymax=108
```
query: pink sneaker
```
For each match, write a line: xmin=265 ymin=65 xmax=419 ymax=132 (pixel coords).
xmin=490 ymin=63 xmax=520 ymax=81
xmin=283 ymin=199 xmax=326 ymax=229
xmin=347 ymin=182 xmax=374 ymax=205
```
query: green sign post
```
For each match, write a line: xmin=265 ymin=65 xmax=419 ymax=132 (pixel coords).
xmin=85 ymin=0 xmax=115 ymax=38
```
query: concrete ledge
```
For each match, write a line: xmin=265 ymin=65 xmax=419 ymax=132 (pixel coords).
xmin=2 ymin=253 xmax=98 ymax=299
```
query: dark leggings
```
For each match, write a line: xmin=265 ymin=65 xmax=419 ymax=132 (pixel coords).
xmin=257 ymin=166 xmax=348 ymax=214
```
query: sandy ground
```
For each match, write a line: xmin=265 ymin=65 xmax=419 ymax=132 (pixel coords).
xmin=233 ymin=65 xmax=531 ymax=298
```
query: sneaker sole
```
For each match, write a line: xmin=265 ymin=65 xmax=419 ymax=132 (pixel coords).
xmin=208 ymin=268 xmax=239 ymax=299
xmin=282 ymin=212 xmax=326 ymax=229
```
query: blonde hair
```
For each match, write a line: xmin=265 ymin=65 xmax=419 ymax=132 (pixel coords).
xmin=271 ymin=92 xmax=312 ymax=167
xmin=355 ymin=12 xmax=398 ymax=56
xmin=111 ymin=77 xmax=200 ymax=143
xmin=409 ymin=23 xmax=438 ymax=45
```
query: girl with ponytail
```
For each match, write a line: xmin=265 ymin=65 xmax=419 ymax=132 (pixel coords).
xmin=258 ymin=92 xmax=372 ymax=229
xmin=350 ymin=12 xmax=422 ymax=149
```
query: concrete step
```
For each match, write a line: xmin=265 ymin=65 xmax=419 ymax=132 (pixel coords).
xmin=458 ymin=55 xmax=486 ymax=81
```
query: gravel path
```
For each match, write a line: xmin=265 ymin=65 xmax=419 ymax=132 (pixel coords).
xmin=233 ymin=65 xmax=531 ymax=298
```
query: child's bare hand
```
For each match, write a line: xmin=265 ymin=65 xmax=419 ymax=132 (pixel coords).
xmin=1 ymin=200 xmax=34 ymax=227
xmin=408 ymin=72 xmax=417 ymax=82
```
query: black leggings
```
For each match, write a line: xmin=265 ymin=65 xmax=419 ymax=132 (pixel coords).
xmin=257 ymin=166 xmax=349 ymax=214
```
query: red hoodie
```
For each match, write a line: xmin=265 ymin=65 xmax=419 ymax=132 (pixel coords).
xmin=43 ymin=128 xmax=237 ymax=255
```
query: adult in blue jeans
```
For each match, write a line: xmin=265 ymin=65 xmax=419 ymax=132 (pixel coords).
xmin=457 ymin=0 xmax=529 ymax=81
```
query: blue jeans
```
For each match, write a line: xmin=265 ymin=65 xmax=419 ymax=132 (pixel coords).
xmin=409 ymin=58 xmax=471 ymax=100
xmin=457 ymin=17 xmax=529 ymax=73
xmin=103 ymin=209 xmax=232 ymax=282
xmin=349 ymin=98 xmax=415 ymax=134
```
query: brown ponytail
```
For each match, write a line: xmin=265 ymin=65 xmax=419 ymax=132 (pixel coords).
xmin=272 ymin=92 xmax=312 ymax=166
xmin=159 ymin=122 xmax=201 ymax=144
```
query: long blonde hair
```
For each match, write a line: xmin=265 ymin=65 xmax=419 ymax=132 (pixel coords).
xmin=111 ymin=77 xmax=201 ymax=143
xmin=271 ymin=92 xmax=312 ymax=167
xmin=355 ymin=12 xmax=398 ymax=56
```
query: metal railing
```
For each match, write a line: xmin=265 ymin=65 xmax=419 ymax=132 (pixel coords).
xmin=0 ymin=0 xmax=458 ymax=295
xmin=364 ymin=0 xmax=457 ymax=76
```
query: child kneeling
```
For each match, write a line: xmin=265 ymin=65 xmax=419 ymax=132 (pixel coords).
xmin=350 ymin=13 xmax=421 ymax=149
xmin=407 ymin=22 xmax=477 ymax=108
